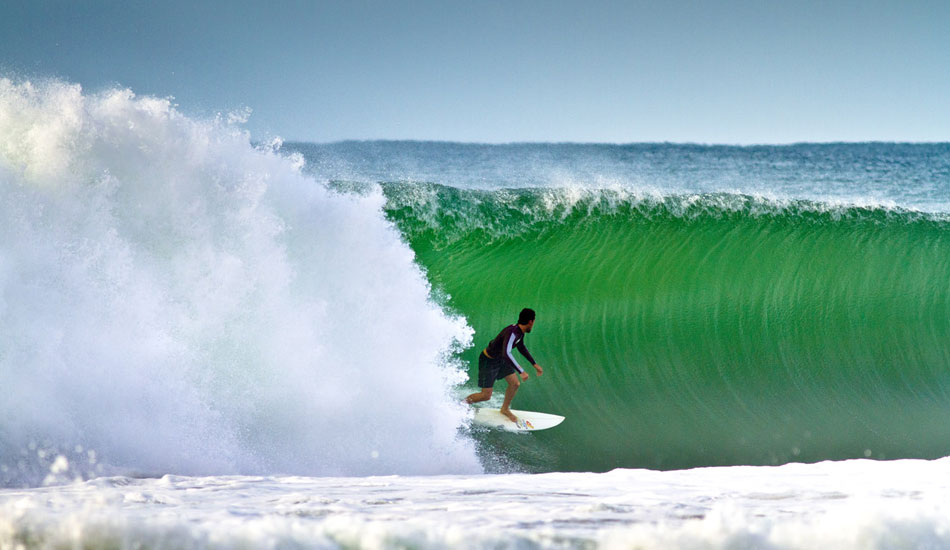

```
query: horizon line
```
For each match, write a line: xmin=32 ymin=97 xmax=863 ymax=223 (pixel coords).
xmin=279 ymin=139 xmax=950 ymax=148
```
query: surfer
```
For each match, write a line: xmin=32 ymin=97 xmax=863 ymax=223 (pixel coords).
xmin=465 ymin=308 xmax=544 ymax=423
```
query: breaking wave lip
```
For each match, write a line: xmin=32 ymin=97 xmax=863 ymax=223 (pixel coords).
xmin=293 ymin=140 xmax=950 ymax=211
xmin=374 ymin=181 xmax=950 ymax=246
xmin=0 ymin=77 xmax=481 ymax=488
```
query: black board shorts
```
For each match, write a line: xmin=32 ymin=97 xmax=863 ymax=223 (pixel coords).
xmin=478 ymin=351 xmax=515 ymax=388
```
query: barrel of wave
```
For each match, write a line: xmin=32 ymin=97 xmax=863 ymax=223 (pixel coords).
xmin=385 ymin=187 xmax=950 ymax=471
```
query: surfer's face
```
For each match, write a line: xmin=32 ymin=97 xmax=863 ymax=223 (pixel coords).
xmin=524 ymin=319 xmax=534 ymax=333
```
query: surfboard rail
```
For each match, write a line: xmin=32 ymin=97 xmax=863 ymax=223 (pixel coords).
xmin=471 ymin=407 xmax=565 ymax=432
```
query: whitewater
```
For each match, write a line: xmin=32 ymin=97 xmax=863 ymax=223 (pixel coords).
xmin=0 ymin=78 xmax=479 ymax=483
xmin=2 ymin=79 xmax=950 ymax=549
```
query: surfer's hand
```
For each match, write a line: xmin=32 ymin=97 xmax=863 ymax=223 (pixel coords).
xmin=534 ymin=364 xmax=543 ymax=376
xmin=520 ymin=371 xmax=529 ymax=381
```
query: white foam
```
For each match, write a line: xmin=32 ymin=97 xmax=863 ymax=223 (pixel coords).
xmin=0 ymin=78 xmax=480 ymax=485
xmin=2 ymin=459 xmax=949 ymax=549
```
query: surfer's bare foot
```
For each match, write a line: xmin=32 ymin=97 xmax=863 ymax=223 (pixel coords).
xmin=500 ymin=408 xmax=518 ymax=423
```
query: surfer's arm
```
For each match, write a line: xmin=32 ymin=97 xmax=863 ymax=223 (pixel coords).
xmin=516 ymin=341 xmax=542 ymax=376
xmin=505 ymin=333 xmax=526 ymax=374
xmin=516 ymin=340 xmax=536 ymax=366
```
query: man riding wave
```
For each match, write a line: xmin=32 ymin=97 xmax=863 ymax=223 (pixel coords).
xmin=464 ymin=308 xmax=544 ymax=423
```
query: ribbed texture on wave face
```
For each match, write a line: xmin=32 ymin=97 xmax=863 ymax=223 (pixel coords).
xmin=382 ymin=183 xmax=950 ymax=471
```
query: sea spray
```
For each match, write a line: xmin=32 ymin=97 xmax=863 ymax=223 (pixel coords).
xmin=0 ymin=78 xmax=480 ymax=487
xmin=292 ymin=141 xmax=950 ymax=214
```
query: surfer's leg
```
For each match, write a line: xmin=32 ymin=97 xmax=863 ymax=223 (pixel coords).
xmin=499 ymin=373 xmax=520 ymax=422
xmin=466 ymin=352 xmax=497 ymax=404
xmin=465 ymin=388 xmax=492 ymax=404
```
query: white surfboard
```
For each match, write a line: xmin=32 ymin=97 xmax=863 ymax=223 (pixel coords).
xmin=472 ymin=408 xmax=565 ymax=432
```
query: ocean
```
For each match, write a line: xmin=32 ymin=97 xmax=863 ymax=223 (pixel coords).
xmin=1 ymin=79 xmax=949 ymax=548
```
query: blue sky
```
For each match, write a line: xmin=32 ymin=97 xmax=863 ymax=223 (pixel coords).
xmin=2 ymin=0 xmax=948 ymax=143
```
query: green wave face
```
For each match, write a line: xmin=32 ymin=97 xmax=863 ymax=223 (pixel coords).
xmin=383 ymin=183 xmax=950 ymax=472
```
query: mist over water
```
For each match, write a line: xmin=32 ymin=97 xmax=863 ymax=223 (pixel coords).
xmin=0 ymin=79 xmax=480 ymax=487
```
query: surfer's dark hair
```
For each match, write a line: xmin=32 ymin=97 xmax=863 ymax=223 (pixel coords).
xmin=519 ymin=308 xmax=536 ymax=324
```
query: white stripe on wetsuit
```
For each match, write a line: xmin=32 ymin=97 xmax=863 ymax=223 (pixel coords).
xmin=506 ymin=333 xmax=525 ymax=373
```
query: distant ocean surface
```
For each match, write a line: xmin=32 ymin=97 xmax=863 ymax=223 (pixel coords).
xmin=2 ymin=79 xmax=949 ymax=548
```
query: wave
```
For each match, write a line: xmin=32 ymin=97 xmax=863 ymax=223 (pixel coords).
xmin=0 ymin=79 xmax=480 ymax=487
xmin=380 ymin=183 xmax=950 ymax=471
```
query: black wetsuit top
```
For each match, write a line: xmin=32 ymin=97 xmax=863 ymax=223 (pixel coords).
xmin=484 ymin=324 xmax=536 ymax=374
